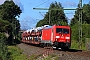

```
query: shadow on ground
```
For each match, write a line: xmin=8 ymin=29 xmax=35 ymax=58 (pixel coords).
xmin=58 ymin=48 xmax=82 ymax=52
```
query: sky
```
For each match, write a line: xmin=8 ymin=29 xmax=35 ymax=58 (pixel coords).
xmin=0 ymin=0 xmax=90 ymax=30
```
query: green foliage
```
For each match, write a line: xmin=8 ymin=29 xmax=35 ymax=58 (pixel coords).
xmin=36 ymin=20 xmax=48 ymax=27
xmin=71 ymin=40 xmax=79 ymax=49
xmin=0 ymin=0 xmax=22 ymax=59
xmin=36 ymin=1 xmax=68 ymax=27
xmin=29 ymin=54 xmax=36 ymax=60
xmin=0 ymin=19 xmax=12 ymax=34
xmin=0 ymin=0 xmax=22 ymax=45
xmin=71 ymin=40 xmax=87 ymax=50
xmin=70 ymin=3 xmax=90 ymax=50
xmin=8 ymin=46 xmax=28 ymax=60
xmin=82 ymin=24 xmax=90 ymax=41
xmin=71 ymin=23 xmax=90 ymax=42
xmin=70 ymin=4 xmax=90 ymax=26
xmin=71 ymin=23 xmax=79 ymax=41
xmin=82 ymin=4 xmax=90 ymax=24
xmin=0 ymin=32 xmax=10 ymax=60
xmin=49 ymin=2 xmax=67 ymax=25
xmin=14 ymin=33 xmax=21 ymax=44
xmin=0 ymin=1 xmax=22 ymax=22
xmin=43 ymin=54 xmax=57 ymax=60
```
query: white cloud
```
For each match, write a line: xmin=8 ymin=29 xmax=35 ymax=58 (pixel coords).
xmin=65 ymin=1 xmax=77 ymax=7
xmin=0 ymin=0 xmax=5 ymax=5
xmin=62 ymin=1 xmax=77 ymax=8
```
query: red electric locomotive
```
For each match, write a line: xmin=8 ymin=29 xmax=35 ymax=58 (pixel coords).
xmin=22 ymin=25 xmax=71 ymax=49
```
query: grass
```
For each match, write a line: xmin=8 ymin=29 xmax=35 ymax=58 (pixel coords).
xmin=7 ymin=46 xmax=28 ymax=60
xmin=29 ymin=54 xmax=37 ymax=60
xmin=71 ymin=40 xmax=87 ymax=50
xmin=43 ymin=54 xmax=58 ymax=60
xmin=70 ymin=40 xmax=79 ymax=49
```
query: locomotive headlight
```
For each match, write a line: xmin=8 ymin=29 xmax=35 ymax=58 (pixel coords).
xmin=66 ymin=37 xmax=70 ymax=39
xmin=56 ymin=36 xmax=60 ymax=38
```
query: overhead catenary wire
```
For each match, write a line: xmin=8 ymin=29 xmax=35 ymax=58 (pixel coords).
xmin=36 ymin=0 xmax=50 ymax=7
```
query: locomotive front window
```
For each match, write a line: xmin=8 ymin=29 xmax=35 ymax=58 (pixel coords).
xmin=56 ymin=28 xmax=69 ymax=34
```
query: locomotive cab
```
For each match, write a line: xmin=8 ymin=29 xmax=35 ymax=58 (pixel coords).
xmin=41 ymin=25 xmax=71 ymax=49
xmin=53 ymin=25 xmax=71 ymax=49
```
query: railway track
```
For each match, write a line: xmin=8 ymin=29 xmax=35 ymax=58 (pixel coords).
xmin=17 ymin=43 xmax=54 ymax=60
xmin=17 ymin=43 xmax=90 ymax=60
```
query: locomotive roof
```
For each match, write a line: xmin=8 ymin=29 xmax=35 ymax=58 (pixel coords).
xmin=44 ymin=26 xmax=52 ymax=29
xmin=43 ymin=25 xmax=70 ymax=29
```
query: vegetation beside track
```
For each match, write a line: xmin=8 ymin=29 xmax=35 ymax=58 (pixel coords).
xmin=43 ymin=54 xmax=59 ymax=60
xmin=71 ymin=40 xmax=87 ymax=50
xmin=7 ymin=46 xmax=28 ymax=60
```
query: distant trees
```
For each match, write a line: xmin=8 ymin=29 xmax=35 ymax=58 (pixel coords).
xmin=36 ymin=1 xmax=68 ymax=27
xmin=71 ymin=4 xmax=90 ymax=26
xmin=82 ymin=4 xmax=90 ymax=24
xmin=70 ymin=3 xmax=90 ymax=42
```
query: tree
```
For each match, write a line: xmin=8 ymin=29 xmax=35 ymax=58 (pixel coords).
xmin=0 ymin=1 xmax=22 ymax=23
xmin=0 ymin=0 xmax=21 ymax=34
xmin=82 ymin=4 xmax=90 ymax=24
xmin=0 ymin=0 xmax=22 ymax=44
xmin=0 ymin=0 xmax=22 ymax=59
xmin=36 ymin=20 xmax=48 ymax=27
xmin=70 ymin=4 xmax=90 ymax=26
xmin=0 ymin=19 xmax=12 ymax=35
xmin=70 ymin=3 xmax=90 ymax=42
xmin=49 ymin=2 xmax=67 ymax=25
xmin=36 ymin=1 xmax=68 ymax=27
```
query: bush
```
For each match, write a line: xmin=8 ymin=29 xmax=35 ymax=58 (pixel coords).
xmin=0 ymin=32 xmax=10 ymax=60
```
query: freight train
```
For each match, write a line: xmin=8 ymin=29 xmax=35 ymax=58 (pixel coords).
xmin=21 ymin=25 xmax=71 ymax=49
